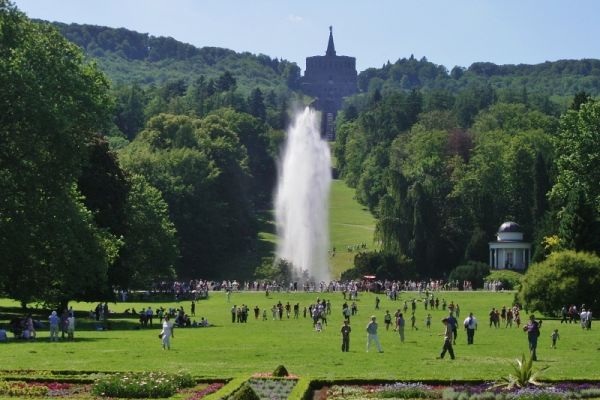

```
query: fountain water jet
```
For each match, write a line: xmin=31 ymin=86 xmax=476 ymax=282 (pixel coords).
xmin=274 ymin=107 xmax=332 ymax=283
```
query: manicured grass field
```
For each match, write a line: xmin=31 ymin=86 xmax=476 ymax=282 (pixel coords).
xmin=328 ymin=179 xmax=378 ymax=277
xmin=1 ymin=291 xmax=598 ymax=381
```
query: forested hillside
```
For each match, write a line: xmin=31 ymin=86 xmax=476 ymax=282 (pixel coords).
xmin=44 ymin=21 xmax=301 ymax=92
xmin=358 ymin=55 xmax=600 ymax=99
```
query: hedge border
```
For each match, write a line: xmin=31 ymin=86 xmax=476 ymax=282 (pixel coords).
xmin=287 ymin=376 xmax=312 ymax=400
xmin=202 ymin=375 xmax=249 ymax=400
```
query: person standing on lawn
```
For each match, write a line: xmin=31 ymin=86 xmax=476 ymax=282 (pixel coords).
xmin=366 ymin=316 xmax=383 ymax=353
xmin=48 ymin=311 xmax=59 ymax=342
xmin=524 ymin=314 xmax=540 ymax=361
xmin=161 ymin=315 xmax=174 ymax=350
xmin=463 ymin=312 xmax=477 ymax=345
xmin=341 ymin=320 xmax=351 ymax=352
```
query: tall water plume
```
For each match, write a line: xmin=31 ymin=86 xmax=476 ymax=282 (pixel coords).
xmin=274 ymin=107 xmax=332 ymax=283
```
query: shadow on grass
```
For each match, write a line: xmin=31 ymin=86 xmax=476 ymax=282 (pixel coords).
xmin=2 ymin=337 xmax=113 ymax=344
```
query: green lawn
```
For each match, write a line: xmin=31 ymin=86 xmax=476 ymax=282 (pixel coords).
xmin=329 ymin=179 xmax=378 ymax=278
xmin=1 ymin=291 xmax=598 ymax=380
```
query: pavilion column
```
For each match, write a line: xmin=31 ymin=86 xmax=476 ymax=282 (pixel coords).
xmin=489 ymin=249 xmax=493 ymax=268
xmin=496 ymin=249 xmax=500 ymax=269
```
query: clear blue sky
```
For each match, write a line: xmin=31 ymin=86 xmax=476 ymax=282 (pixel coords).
xmin=13 ymin=0 xmax=600 ymax=73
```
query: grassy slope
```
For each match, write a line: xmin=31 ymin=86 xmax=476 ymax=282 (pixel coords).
xmin=1 ymin=291 xmax=598 ymax=380
xmin=328 ymin=179 xmax=378 ymax=278
xmin=258 ymin=179 xmax=377 ymax=279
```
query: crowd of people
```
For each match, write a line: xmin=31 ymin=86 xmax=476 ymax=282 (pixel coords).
xmin=0 ymin=281 xmax=593 ymax=365
xmin=134 ymin=303 xmax=210 ymax=329
xmin=560 ymin=305 xmax=593 ymax=329
xmin=138 ymin=278 xmax=481 ymax=298
xmin=3 ymin=308 xmax=76 ymax=342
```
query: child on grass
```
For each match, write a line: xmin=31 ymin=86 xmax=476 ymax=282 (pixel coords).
xmin=551 ymin=329 xmax=559 ymax=348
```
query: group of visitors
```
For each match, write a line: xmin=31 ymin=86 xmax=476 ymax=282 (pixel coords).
xmin=489 ymin=305 xmax=522 ymax=328
xmin=49 ymin=309 xmax=75 ymax=341
xmin=560 ymin=305 xmax=593 ymax=329
xmin=2 ymin=309 xmax=75 ymax=342
xmin=132 ymin=304 xmax=207 ymax=329
xmin=483 ymin=280 xmax=505 ymax=291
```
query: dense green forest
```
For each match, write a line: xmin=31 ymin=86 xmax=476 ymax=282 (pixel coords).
xmin=1 ymin=2 xmax=290 ymax=308
xmin=2 ymin=0 xmax=600 ymax=308
xmin=336 ymin=84 xmax=600 ymax=281
xmin=358 ymin=55 xmax=600 ymax=99
xmin=44 ymin=21 xmax=301 ymax=93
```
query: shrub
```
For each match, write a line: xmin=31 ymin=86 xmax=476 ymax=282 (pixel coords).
xmin=485 ymin=270 xmax=523 ymax=290
xmin=230 ymin=383 xmax=260 ymax=400
xmin=517 ymin=250 xmax=600 ymax=314
xmin=272 ymin=365 xmax=289 ymax=377
xmin=449 ymin=261 xmax=490 ymax=289
xmin=493 ymin=354 xmax=547 ymax=390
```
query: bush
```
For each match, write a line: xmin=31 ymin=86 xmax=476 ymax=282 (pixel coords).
xmin=230 ymin=383 xmax=260 ymax=400
xmin=272 ymin=365 xmax=289 ymax=377
xmin=341 ymin=251 xmax=416 ymax=281
xmin=517 ymin=250 xmax=600 ymax=315
xmin=91 ymin=371 xmax=194 ymax=398
xmin=448 ymin=261 xmax=490 ymax=289
xmin=485 ymin=270 xmax=523 ymax=290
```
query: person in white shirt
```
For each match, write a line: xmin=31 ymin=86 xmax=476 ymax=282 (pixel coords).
xmin=464 ymin=312 xmax=478 ymax=345
xmin=67 ymin=315 xmax=75 ymax=341
xmin=160 ymin=315 xmax=174 ymax=350
xmin=580 ymin=309 xmax=588 ymax=329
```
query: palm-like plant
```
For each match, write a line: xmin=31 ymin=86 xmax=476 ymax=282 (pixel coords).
xmin=494 ymin=354 xmax=548 ymax=390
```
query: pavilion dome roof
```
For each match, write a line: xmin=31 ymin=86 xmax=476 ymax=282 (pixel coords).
xmin=498 ymin=221 xmax=522 ymax=233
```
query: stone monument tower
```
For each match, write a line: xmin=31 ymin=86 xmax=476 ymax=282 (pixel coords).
xmin=302 ymin=27 xmax=357 ymax=140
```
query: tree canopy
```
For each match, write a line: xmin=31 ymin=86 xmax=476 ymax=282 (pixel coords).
xmin=0 ymin=1 xmax=117 ymax=306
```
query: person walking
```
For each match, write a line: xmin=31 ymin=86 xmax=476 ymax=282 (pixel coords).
xmin=366 ymin=316 xmax=383 ymax=353
xmin=524 ymin=314 xmax=541 ymax=361
xmin=463 ymin=312 xmax=477 ymax=344
xmin=160 ymin=315 xmax=174 ymax=350
xmin=448 ymin=311 xmax=458 ymax=344
xmin=397 ymin=313 xmax=405 ymax=343
xmin=438 ymin=318 xmax=455 ymax=359
xmin=341 ymin=320 xmax=351 ymax=352
xmin=384 ymin=311 xmax=392 ymax=330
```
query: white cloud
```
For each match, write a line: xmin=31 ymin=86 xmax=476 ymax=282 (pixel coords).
xmin=288 ymin=14 xmax=303 ymax=23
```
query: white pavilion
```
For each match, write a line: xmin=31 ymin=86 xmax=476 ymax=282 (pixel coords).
xmin=488 ymin=221 xmax=531 ymax=270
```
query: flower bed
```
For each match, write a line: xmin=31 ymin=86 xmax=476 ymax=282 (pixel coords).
xmin=91 ymin=371 xmax=196 ymax=398
xmin=246 ymin=378 xmax=297 ymax=399
xmin=0 ymin=380 xmax=91 ymax=397
xmin=322 ymin=382 xmax=600 ymax=400
xmin=181 ymin=383 xmax=225 ymax=399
